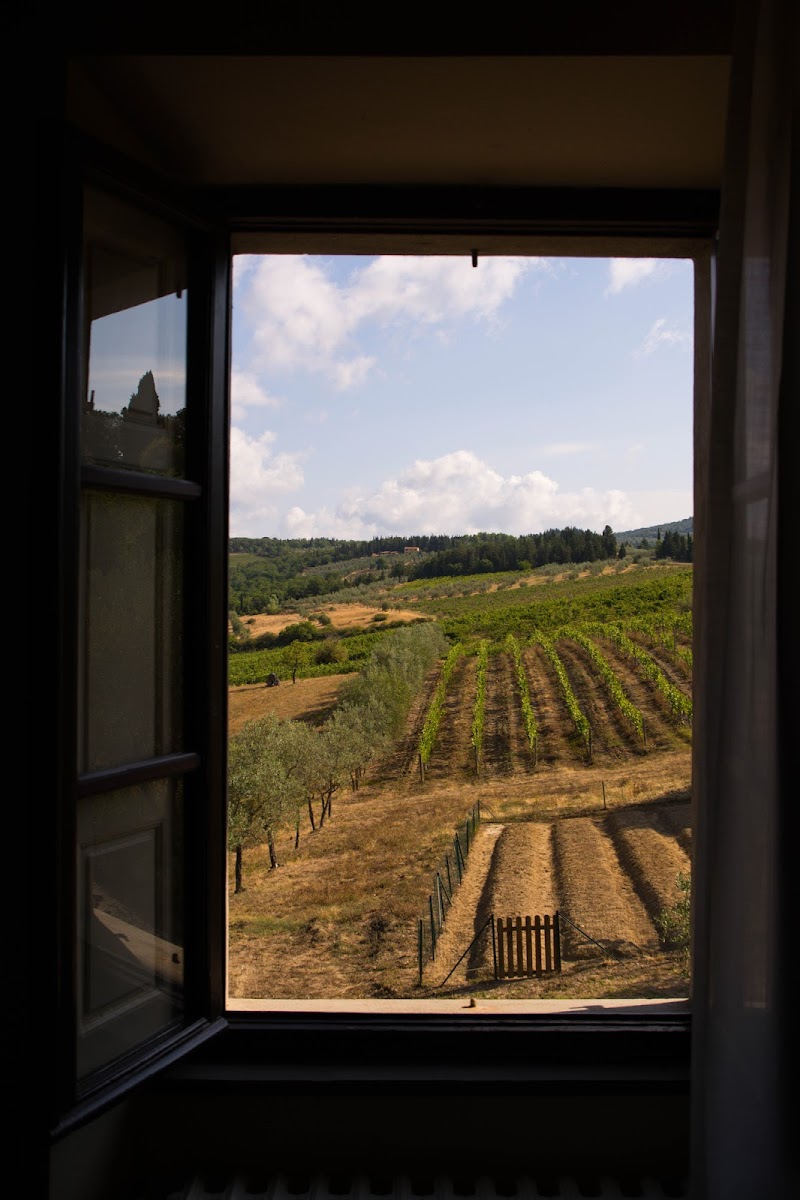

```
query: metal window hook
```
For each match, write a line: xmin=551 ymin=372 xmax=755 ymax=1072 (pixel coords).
xmin=471 ymin=250 xmax=479 ymax=268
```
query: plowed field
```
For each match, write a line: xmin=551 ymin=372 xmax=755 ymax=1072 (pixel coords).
xmin=228 ymin=635 xmax=693 ymax=1002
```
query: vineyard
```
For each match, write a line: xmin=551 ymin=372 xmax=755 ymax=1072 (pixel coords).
xmin=379 ymin=615 xmax=692 ymax=786
xmin=227 ymin=563 xmax=694 ymax=1004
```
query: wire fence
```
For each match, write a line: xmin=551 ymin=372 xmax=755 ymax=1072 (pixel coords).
xmin=417 ymin=801 xmax=481 ymax=984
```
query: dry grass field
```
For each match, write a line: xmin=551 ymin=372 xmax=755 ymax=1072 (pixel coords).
xmin=234 ymin=601 xmax=424 ymax=640
xmin=227 ymin=627 xmax=693 ymax=1005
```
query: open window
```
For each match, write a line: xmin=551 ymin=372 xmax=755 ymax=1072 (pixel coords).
xmin=53 ymin=116 xmax=720 ymax=1134
xmin=54 ymin=162 xmax=230 ymax=1127
xmin=224 ymin=248 xmax=697 ymax=1011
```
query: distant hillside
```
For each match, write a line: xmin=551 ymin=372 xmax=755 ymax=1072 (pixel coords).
xmin=616 ymin=517 xmax=693 ymax=544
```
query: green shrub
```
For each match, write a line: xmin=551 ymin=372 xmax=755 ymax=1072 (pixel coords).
xmin=315 ymin=637 xmax=347 ymax=664
xmin=655 ymin=872 xmax=691 ymax=972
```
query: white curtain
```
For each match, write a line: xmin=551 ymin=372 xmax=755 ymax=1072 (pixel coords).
xmin=691 ymin=0 xmax=798 ymax=1195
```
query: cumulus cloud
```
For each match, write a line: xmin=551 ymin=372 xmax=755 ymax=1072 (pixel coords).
xmin=264 ymin=450 xmax=642 ymax=540
xmin=230 ymin=369 xmax=283 ymax=420
xmin=233 ymin=254 xmax=543 ymax=389
xmin=228 ymin=426 xmax=306 ymax=533
xmin=605 ymin=258 xmax=661 ymax=295
xmin=634 ymin=318 xmax=691 ymax=357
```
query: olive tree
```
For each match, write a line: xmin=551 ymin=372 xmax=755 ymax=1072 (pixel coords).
xmin=227 ymin=714 xmax=305 ymax=887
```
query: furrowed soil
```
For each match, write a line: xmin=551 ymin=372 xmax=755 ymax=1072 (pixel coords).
xmin=228 ymin=636 xmax=693 ymax=1004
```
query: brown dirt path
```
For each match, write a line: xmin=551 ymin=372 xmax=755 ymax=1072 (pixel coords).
xmin=553 ymin=815 xmax=660 ymax=959
xmin=423 ymin=818 xmax=569 ymax=987
xmin=421 ymin=823 xmax=504 ymax=988
xmin=608 ymin=805 xmax=691 ymax=921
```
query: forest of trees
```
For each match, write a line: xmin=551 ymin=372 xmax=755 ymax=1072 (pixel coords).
xmin=228 ymin=523 xmax=693 ymax=615
xmin=652 ymin=529 xmax=693 ymax=562
xmin=228 ymin=527 xmax=620 ymax=613
xmin=406 ymin=526 xmax=619 ymax=578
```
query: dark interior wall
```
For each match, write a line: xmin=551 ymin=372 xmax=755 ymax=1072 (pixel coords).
xmin=50 ymin=1087 xmax=691 ymax=1200
xmin=46 ymin=10 xmax=759 ymax=1199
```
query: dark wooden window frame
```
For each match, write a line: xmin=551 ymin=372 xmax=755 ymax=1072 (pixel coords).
xmin=54 ymin=128 xmax=716 ymax=1133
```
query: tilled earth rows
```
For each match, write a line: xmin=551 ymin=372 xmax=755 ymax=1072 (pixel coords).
xmin=228 ymin=634 xmax=693 ymax=1000
xmin=418 ymin=639 xmax=692 ymax=781
xmin=424 ymin=798 xmax=691 ymax=989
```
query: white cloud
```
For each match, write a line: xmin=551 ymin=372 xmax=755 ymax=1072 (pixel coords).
xmin=269 ymin=450 xmax=642 ymax=539
xmin=634 ymin=318 xmax=691 ymax=357
xmin=331 ymin=355 xmax=376 ymax=391
xmin=228 ymin=426 xmax=307 ymax=534
xmin=605 ymin=258 xmax=661 ymax=295
xmin=233 ymin=253 xmax=545 ymax=390
xmin=230 ymin=369 xmax=283 ymax=420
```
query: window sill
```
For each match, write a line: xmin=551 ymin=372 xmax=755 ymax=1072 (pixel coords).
xmin=159 ymin=1003 xmax=691 ymax=1094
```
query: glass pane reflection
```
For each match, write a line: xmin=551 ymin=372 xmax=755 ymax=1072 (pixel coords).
xmin=77 ymin=778 xmax=184 ymax=1079
xmin=82 ymin=188 xmax=187 ymax=476
xmin=79 ymin=490 xmax=183 ymax=774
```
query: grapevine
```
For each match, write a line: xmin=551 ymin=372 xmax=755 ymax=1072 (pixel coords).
xmin=534 ymin=633 xmax=592 ymax=757
xmin=471 ymin=639 xmax=489 ymax=772
xmin=506 ymin=633 xmax=538 ymax=765
xmin=564 ymin=626 xmax=646 ymax=745
xmin=582 ymin=622 xmax=692 ymax=723
xmin=418 ymin=642 xmax=465 ymax=770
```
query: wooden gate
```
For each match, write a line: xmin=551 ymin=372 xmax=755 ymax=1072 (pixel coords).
xmin=494 ymin=913 xmax=561 ymax=978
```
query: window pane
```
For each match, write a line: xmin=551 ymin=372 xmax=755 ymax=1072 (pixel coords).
xmin=82 ymin=187 xmax=187 ymax=476
xmin=79 ymin=490 xmax=183 ymax=773
xmin=76 ymin=778 xmax=184 ymax=1079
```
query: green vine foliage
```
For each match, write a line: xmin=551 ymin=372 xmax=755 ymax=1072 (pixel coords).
xmin=418 ymin=642 xmax=464 ymax=767
xmin=471 ymin=640 xmax=489 ymax=769
xmin=534 ymin=633 xmax=591 ymax=754
xmin=564 ymin=626 xmax=645 ymax=744
xmin=506 ymin=633 xmax=538 ymax=763
xmin=655 ymin=871 xmax=691 ymax=975
xmin=584 ymin=621 xmax=692 ymax=723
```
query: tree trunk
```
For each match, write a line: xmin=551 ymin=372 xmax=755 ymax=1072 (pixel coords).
xmin=307 ymin=797 xmax=316 ymax=831
xmin=235 ymin=843 xmax=243 ymax=893
xmin=267 ymin=829 xmax=278 ymax=869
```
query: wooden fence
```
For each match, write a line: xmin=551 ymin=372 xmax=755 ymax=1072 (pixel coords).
xmin=417 ymin=803 xmax=481 ymax=982
xmin=494 ymin=913 xmax=561 ymax=978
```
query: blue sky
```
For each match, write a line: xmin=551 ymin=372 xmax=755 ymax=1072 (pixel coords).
xmin=89 ymin=254 xmax=692 ymax=540
xmin=229 ymin=253 xmax=693 ymax=541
